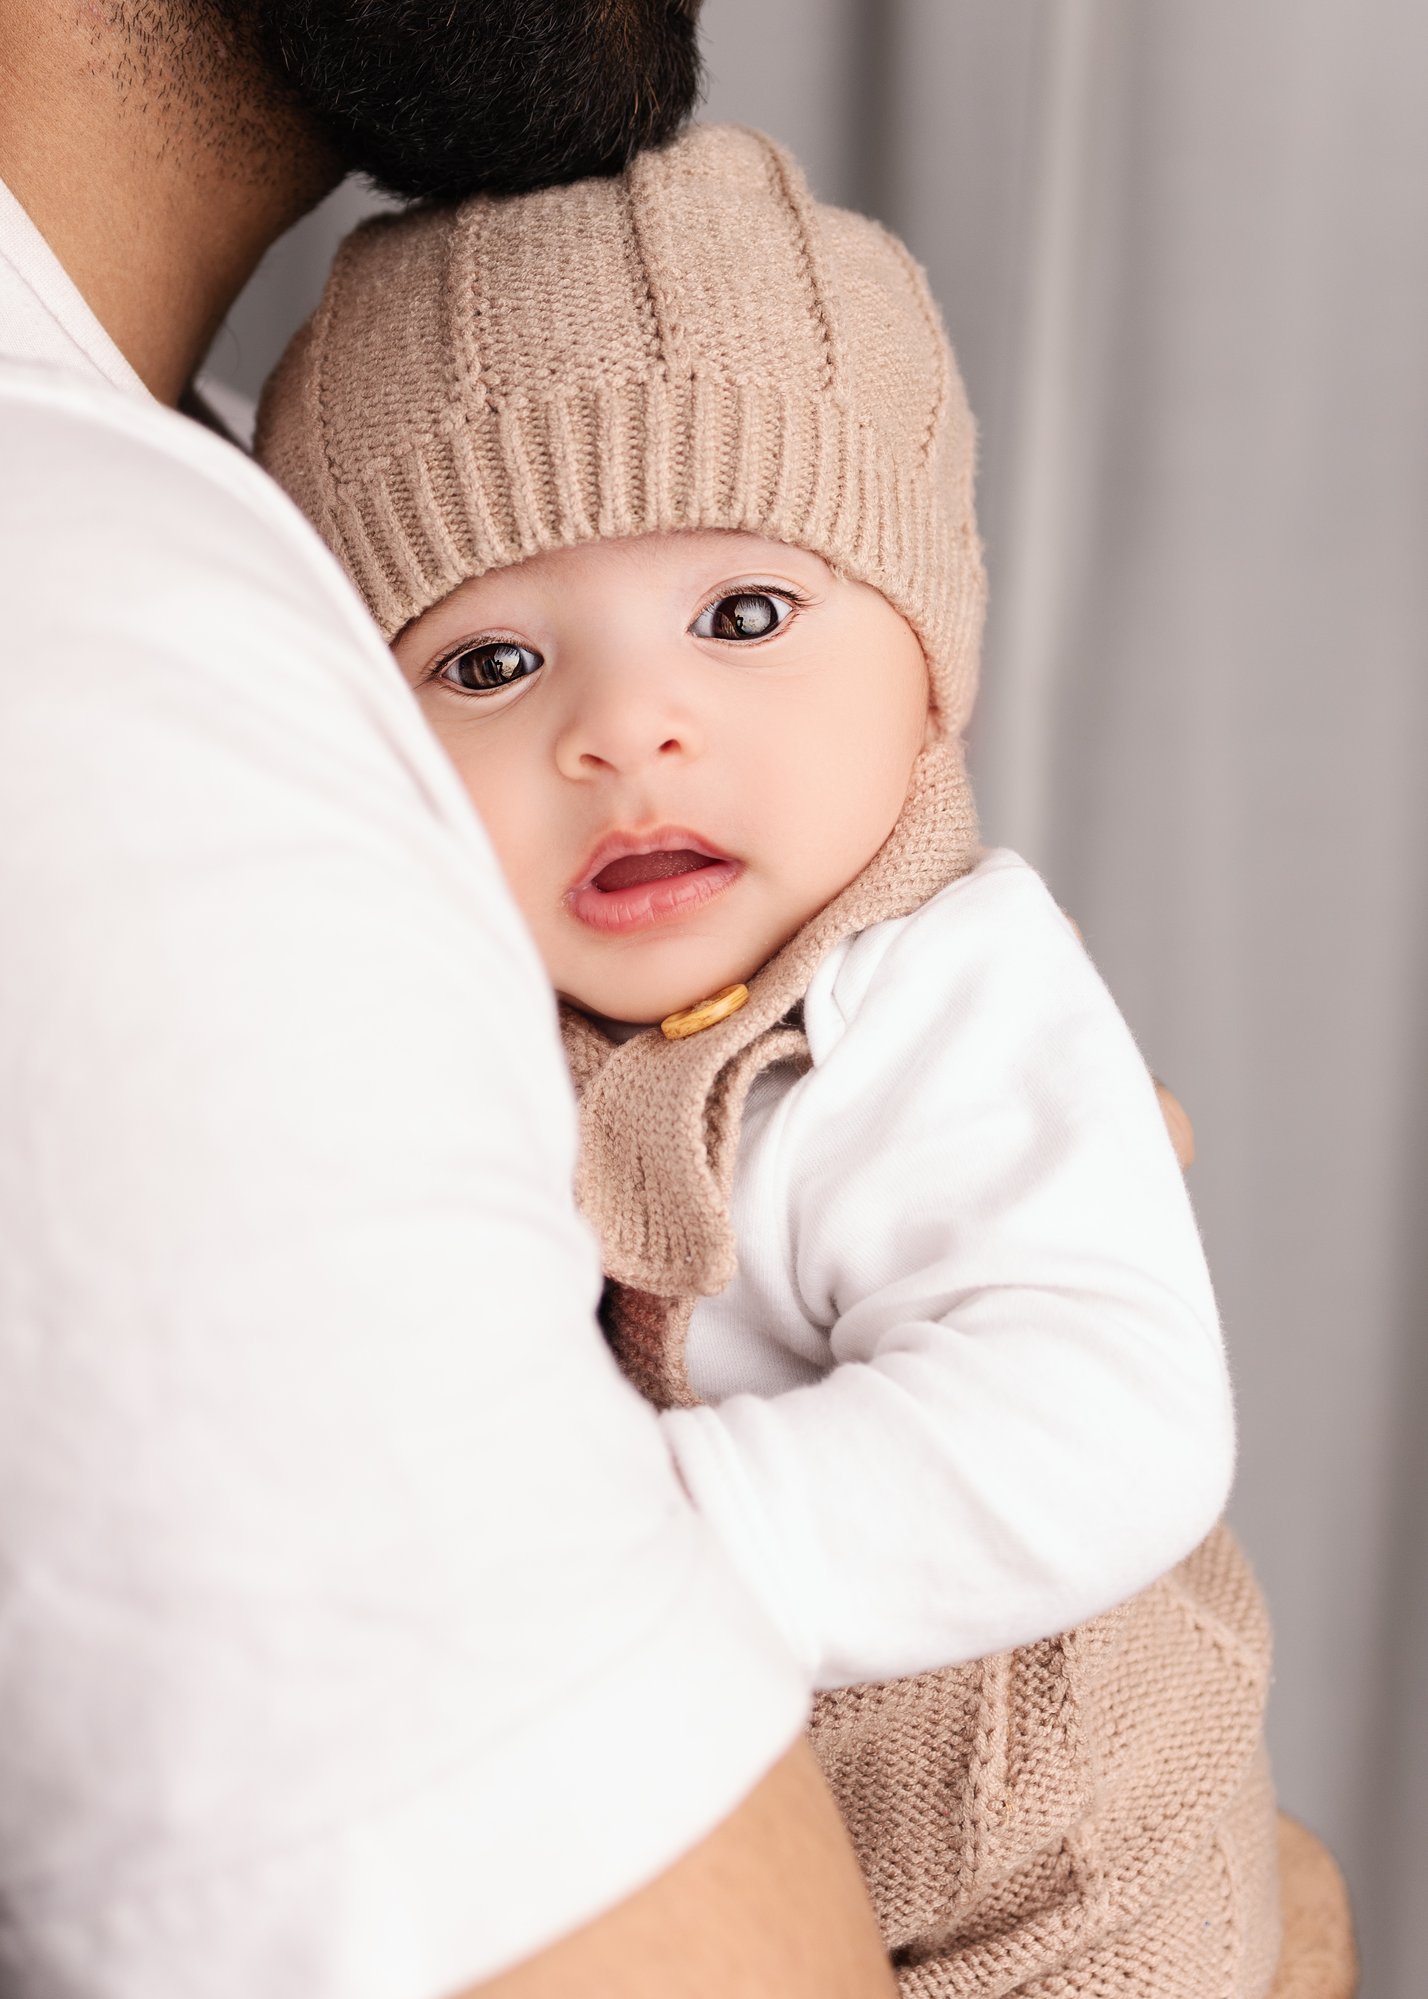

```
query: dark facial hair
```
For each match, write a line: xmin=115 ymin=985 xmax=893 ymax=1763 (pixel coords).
xmin=210 ymin=0 xmax=705 ymax=201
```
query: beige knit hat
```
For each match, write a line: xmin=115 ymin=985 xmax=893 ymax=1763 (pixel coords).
xmin=256 ymin=120 xmax=985 ymax=737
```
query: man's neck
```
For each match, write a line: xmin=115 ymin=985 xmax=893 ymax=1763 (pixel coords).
xmin=0 ymin=0 xmax=341 ymax=404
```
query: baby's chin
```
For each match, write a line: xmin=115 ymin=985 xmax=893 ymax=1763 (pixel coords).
xmin=556 ymin=952 xmax=762 ymax=1033
xmin=546 ymin=895 xmax=826 ymax=1030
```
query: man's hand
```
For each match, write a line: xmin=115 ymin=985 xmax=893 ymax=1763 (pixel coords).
xmin=1061 ymin=912 xmax=1196 ymax=1170
xmin=1153 ymin=1079 xmax=1196 ymax=1170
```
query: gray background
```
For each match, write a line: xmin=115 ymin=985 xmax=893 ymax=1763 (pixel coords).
xmin=205 ymin=3 xmax=1428 ymax=1988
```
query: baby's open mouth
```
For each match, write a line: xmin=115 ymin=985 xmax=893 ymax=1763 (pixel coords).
xmin=568 ymin=829 xmax=741 ymax=935
xmin=591 ymin=849 xmax=718 ymax=892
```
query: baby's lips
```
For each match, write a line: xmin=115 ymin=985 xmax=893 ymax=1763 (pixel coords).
xmin=592 ymin=848 xmax=715 ymax=893
xmin=565 ymin=853 xmax=743 ymax=936
xmin=569 ymin=824 xmax=736 ymax=896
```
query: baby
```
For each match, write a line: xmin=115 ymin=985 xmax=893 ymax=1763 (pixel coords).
xmin=258 ymin=125 xmax=1282 ymax=1994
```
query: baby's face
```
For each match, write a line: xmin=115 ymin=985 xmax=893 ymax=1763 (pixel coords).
xmin=392 ymin=531 xmax=931 ymax=1024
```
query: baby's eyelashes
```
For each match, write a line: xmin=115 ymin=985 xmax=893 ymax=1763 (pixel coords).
xmin=420 ymin=580 xmax=808 ymax=701
xmin=433 ymin=639 xmax=543 ymax=695
xmin=690 ymin=588 xmax=803 ymax=643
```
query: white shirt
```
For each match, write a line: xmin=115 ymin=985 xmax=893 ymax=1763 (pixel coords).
xmin=0 ymin=180 xmax=806 ymax=1999
xmin=666 ymin=852 xmax=1235 ymax=1690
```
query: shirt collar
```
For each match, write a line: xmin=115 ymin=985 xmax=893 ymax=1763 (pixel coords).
xmin=0 ymin=176 xmax=150 ymax=397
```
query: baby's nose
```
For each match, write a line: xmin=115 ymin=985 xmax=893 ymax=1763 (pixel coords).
xmin=553 ymin=668 xmax=700 ymax=779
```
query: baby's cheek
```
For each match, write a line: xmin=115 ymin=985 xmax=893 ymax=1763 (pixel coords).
xmin=445 ymin=775 xmax=541 ymax=920
xmin=487 ymin=833 xmax=549 ymax=933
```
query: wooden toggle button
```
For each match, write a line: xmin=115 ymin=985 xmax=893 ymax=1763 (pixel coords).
xmin=660 ymin=983 xmax=750 ymax=1041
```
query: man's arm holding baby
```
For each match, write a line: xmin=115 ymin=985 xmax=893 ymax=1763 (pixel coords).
xmin=468 ymin=1740 xmax=897 ymax=1999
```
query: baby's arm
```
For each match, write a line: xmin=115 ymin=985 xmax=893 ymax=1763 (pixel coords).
xmin=660 ymin=851 xmax=1234 ymax=1692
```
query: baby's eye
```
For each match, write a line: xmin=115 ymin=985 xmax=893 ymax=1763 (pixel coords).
xmin=691 ymin=589 xmax=798 ymax=643
xmin=433 ymin=640 xmax=543 ymax=695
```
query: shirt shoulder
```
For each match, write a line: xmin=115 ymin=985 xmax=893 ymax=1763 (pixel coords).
xmin=0 ymin=366 xmax=810 ymax=1996
xmin=0 ymin=361 xmax=492 ymax=849
xmin=1 ymin=362 xmax=364 ymax=638
xmin=803 ymin=848 xmax=1080 ymax=1063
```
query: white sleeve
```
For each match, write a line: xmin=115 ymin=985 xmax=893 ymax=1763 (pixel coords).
xmin=0 ymin=376 xmax=807 ymax=1999
xmin=661 ymin=852 xmax=1235 ymax=1690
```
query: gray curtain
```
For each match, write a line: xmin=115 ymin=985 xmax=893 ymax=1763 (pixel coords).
xmin=207 ymin=4 xmax=1428 ymax=1987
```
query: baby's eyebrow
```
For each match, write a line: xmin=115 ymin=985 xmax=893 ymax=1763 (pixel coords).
xmin=698 ymin=550 xmax=831 ymax=583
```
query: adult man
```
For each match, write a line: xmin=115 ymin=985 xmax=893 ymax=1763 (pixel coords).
xmin=0 ymin=3 xmax=896 ymax=1993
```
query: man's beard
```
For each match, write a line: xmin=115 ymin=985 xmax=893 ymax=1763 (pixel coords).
xmin=211 ymin=0 xmax=705 ymax=201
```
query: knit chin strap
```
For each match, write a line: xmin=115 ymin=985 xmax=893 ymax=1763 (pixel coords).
xmin=559 ymin=739 xmax=981 ymax=1408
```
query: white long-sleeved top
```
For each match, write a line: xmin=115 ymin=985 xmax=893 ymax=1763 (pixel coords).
xmin=663 ymin=849 xmax=1236 ymax=1692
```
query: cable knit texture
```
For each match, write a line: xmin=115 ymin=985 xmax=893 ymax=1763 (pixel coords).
xmin=258 ymin=123 xmax=1289 ymax=1994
